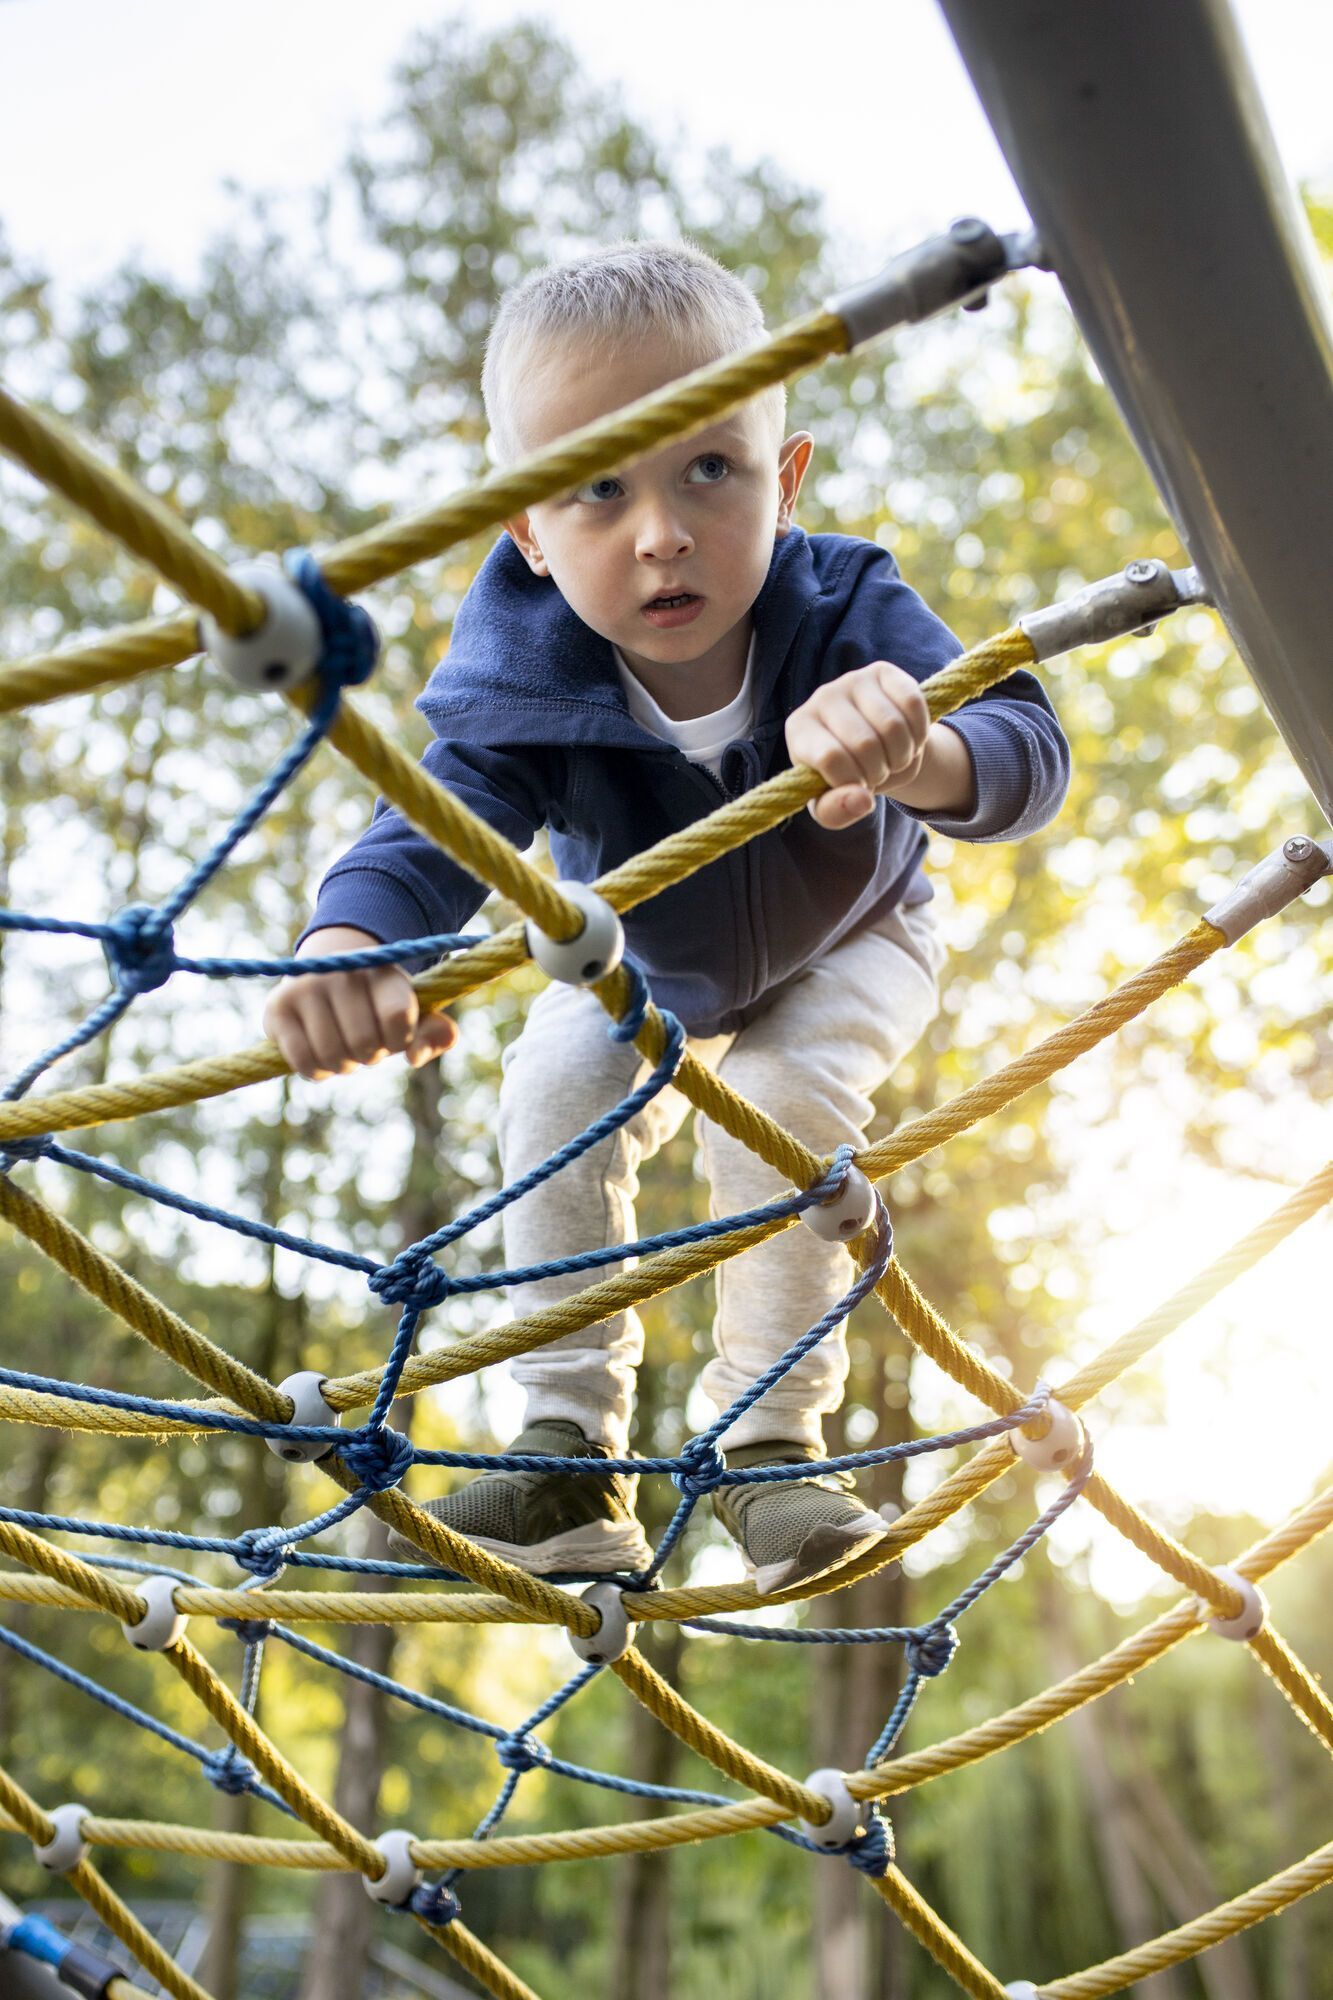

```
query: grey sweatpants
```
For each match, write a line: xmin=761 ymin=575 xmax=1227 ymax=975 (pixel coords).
xmin=496 ymin=905 xmax=944 ymax=1455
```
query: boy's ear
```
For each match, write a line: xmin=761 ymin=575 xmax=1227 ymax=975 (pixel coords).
xmin=775 ymin=432 xmax=814 ymax=535
xmin=504 ymin=513 xmax=549 ymax=576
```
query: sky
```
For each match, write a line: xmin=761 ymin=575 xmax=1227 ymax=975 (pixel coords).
xmin=1 ymin=0 xmax=1329 ymax=1581
xmin=0 ymin=0 xmax=1330 ymax=288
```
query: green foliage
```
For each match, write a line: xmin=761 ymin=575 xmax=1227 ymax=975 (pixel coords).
xmin=1 ymin=23 xmax=1330 ymax=2000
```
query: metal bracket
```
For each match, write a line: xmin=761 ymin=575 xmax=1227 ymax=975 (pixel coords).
xmin=828 ymin=218 xmax=1045 ymax=350
xmin=1019 ymin=559 xmax=1212 ymax=663
xmin=1204 ymin=836 xmax=1331 ymax=943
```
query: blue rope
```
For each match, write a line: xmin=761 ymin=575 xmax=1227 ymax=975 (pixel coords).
xmin=0 ymin=1624 xmax=293 ymax=1815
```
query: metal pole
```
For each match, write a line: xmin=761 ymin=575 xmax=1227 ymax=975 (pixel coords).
xmin=939 ymin=0 xmax=1333 ymax=825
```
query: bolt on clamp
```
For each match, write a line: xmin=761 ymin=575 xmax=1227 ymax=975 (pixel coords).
xmin=827 ymin=219 xmax=1045 ymax=349
xmin=1019 ymin=560 xmax=1211 ymax=662
xmin=1203 ymin=835 xmax=1331 ymax=943
xmin=525 ymin=883 xmax=625 ymax=986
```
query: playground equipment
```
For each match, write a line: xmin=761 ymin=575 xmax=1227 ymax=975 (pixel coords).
xmin=1 ymin=3 xmax=1330 ymax=1994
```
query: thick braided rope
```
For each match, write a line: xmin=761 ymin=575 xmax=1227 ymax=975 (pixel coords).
xmin=0 ymin=1517 xmax=147 ymax=1623
xmin=1247 ymin=1626 xmax=1333 ymax=1755
xmin=877 ymin=1254 xmax=1247 ymax=1617
xmin=10 ymin=1483 xmax=1326 ymax=1879
xmin=0 ymin=387 xmax=263 ymax=635
xmin=0 ymin=311 xmax=845 ymax=716
xmin=1057 ymin=1161 xmax=1333 ymax=1408
xmin=870 ymin=1869 xmax=1009 ymax=1998
xmin=861 ymin=921 xmax=1224 ymax=1179
xmin=0 ymin=1173 xmax=290 ymax=1418
xmin=425 ymin=1917 xmax=544 ymax=2000
xmin=0 ymin=1764 xmax=214 ymax=2000
xmin=1041 ymin=1840 xmax=1333 ymax=1999
xmin=609 ymin=1648 xmax=831 ymax=1823
xmin=856 ymin=1486 xmax=1333 ymax=1803
xmin=0 ymin=612 xmax=199 ymax=716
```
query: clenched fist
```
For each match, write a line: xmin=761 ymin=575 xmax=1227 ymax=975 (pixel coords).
xmin=262 ymin=925 xmax=457 ymax=1082
xmin=785 ymin=661 xmax=974 ymax=830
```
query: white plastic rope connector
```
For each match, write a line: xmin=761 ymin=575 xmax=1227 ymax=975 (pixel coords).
xmin=801 ymin=1165 xmax=876 ymax=1242
xmin=120 ymin=1573 xmax=188 ymax=1652
xmin=32 ymin=1803 xmax=89 ymax=1873
xmin=199 ymin=560 xmax=323 ymax=692
xmin=1010 ymin=1399 xmax=1083 ymax=1473
xmin=525 ymin=882 xmax=624 ymax=986
xmin=568 ymin=1581 xmax=632 ymax=1665
xmin=266 ymin=1371 xmax=340 ymax=1463
xmin=800 ymin=1768 xmax=865 ymax=1850
xmin=1005 ymin=1984 xmax=1042 ymax=1999
xmin=363 ymin=1828 xmax=422 ymax=1906
xmin=1202 ymin=1565 xmax=1268 ymax=1642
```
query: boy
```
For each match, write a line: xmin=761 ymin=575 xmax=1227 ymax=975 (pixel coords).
xmin=265 ymin=242 xmax=1069 ymax=1591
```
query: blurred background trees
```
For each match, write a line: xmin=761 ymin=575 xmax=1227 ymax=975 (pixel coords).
xmin=1 ymin=15 xmax=1330 ymax=1997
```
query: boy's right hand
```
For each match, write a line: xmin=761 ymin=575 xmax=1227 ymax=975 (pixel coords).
xmin=262 ymin=925 xmax=458 ymax=1081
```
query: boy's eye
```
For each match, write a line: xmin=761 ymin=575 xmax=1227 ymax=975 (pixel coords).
xmin=573 ymin=475 xmax=624 ymax=504
xmin=686 ymin=453 xmax=730 ymax=485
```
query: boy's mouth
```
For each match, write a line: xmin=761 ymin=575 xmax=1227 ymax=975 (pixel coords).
xmin=641 ymin=591 xmax=704 ymax=630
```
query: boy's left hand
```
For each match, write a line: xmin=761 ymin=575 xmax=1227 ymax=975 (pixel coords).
xmin=787 ymin=661 xmax=938 ymax=830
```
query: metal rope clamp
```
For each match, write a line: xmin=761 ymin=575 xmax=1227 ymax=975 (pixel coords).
xmin=32 ymin=1802 xmax=89 ymax=1873
xmin=120 ymin=1574 xmax=189 ymax=1652
xmin=525 ymin=882 xmax=624 ymax=986
xmin=199 ymin=559 xmax=324 ymax=692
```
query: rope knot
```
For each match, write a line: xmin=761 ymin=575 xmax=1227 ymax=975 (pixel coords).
xmin=202 ymin=1748 xmax=259 ymax=1797
xmin=495 ymin=1731 xmax=552 ymax=1774
xmin=103 ymin=904 xmax=177 ymax=995
xmin=233 ymin=1531 xmax=287 ymax=1582
xmin=672 ymin=1435 xmax=727 ymax=1500
xmin=408 ymin=1882 xmax=461 ymax=1927
xmin=904 ymin=1621 xmax=959 ymax=1680
xmin=341 ymin=1424 xmax=414 ymax=1494
xmin=218 ymin=1617 xmax=275 ymax=1647
xmin=369 ymin=1251 xmax=453 ymax=1312
xmin=844 ymin=1809 xmax=895 ymax=1877
xmin=287 ymin=551 xmax=379 ymax=690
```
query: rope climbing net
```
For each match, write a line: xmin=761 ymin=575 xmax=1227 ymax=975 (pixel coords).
xmin=0 ymin=221 xmax=1330 ymax=2000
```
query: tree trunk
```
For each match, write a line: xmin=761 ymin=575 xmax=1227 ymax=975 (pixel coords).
xmin=298 ymin=1057 xmax=445 ymax=2000
xmin=608 ymin=1353 xmax=686 ymax=2000
xmin=1044 ymin=1596 xmax=1188 ymax=2000
xmin=608 ymin=1621 xmax=685 ymax=2000
xmin=812 ymin=1361 xmax=910 ymax=2000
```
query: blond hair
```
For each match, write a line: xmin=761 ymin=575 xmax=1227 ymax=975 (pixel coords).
xmin=482 ymin=239 xmax=783 ymax=462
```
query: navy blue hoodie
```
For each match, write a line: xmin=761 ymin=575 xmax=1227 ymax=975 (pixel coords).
xmin=307 ymin=529 xmax=1069 ymax=1036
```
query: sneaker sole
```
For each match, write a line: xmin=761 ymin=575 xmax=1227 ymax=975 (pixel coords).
xmin=391 ymin=1514 xmax=652 ymax=1577
xmin=750 ymin=1517 xmax=894 ymax=1596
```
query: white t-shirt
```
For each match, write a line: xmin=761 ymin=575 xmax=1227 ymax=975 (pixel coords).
xmin=612 ymin=639 xmax=756 ymax=779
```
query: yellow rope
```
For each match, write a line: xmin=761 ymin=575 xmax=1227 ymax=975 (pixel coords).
xmin=0 ymin=1765 xmax=216 ymax=2000
xmin=0 ymin=612 xmax=199 ymax=716
xmin=1246 ymin=1625 xmax=1333 ymax=1756
xmin=0 ymin=1173 xmax=290 ymax=1418
xmin=0 ymin=386 xmax=262 ymax=635
xmin=868 ymin=1869 xmax=1010 ymax=1999
xmin=0 ymin=311 xmax=845 ymax=714
xmin=1040 ymin=1840 xmax=1333 ymax=1998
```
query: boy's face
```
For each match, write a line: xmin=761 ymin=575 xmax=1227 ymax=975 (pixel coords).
xmin=503 ymin=332 xmax=812 ymax=706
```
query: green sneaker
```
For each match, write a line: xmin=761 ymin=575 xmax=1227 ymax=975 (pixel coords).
xmin=388 ymin=1420 xmax=652 ymax=1576
xmin=712 ymin=1442 xmax=894 ymax=1595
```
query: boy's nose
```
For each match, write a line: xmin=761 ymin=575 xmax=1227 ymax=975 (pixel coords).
xmin=634 ymin=505 xmax=693 ymax=563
